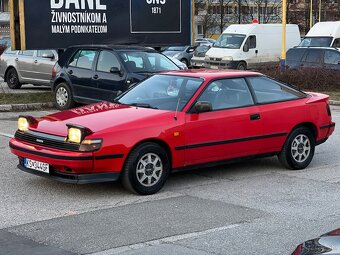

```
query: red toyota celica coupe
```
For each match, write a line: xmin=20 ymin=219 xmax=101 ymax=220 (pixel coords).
xmin=9 ymin=70 xmax=335 ymax=195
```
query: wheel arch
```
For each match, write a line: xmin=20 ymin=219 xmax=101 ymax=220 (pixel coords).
xmin=290 ymin=122 xmax=318 ymax=141
xmin=53 ymin=78 xmax=70 ymax=92
xmin=4 ymin=66 xmax=17 ymax=82
xmin=125 ymin=138 xmax=173 ymax=169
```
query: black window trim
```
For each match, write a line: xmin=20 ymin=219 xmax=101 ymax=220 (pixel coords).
xmin=67 ymin=48 xmax=98 ymax=70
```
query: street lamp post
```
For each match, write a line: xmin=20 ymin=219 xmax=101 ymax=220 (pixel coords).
xmin=280 ymin=0 xmax=287 ymax=72
xmin=310 ymin=0 xmax=313 ymax=29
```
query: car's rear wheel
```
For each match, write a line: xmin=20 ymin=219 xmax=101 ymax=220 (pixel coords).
xmin=278 ymin=127 xmax=315 ymax=170
xmin=54 ymin=82 xmax=75 ymax=110
xmin=6 ymin=68 xmax=22 ymax=89
xmin=121 ymin=143 xmax=170 ymax=195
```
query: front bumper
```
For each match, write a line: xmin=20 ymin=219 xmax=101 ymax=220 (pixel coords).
xmin=205 ymin=59 xmax=240 ymax=69
xmin=17 ymin=162 xmax=120 ymax=184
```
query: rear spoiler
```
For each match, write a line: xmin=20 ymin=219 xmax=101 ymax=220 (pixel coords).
xmin=305 ymin=92 xmax=329 ymax=104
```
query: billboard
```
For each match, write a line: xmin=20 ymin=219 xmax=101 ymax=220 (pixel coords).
xmin=10 ymin=0 xmax=192 ymax=50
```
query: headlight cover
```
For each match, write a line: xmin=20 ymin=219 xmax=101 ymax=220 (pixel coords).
xmin=66 ymin=124 xmax=93 ymax=144
xmin=18 ymin=116 xmax=37 ymax=132
xmin=18 ymin=117 xmax=29 ymax=132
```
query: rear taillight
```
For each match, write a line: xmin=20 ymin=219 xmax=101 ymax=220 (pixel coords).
xmin=51 ymin=65 xmax=56 ymax=78
xmin=326 ymin=103 xmax=331 ymax=116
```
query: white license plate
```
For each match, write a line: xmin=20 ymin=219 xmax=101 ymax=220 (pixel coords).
xmin=210 ymin=65 xmax=219 ymax=70
xmin=24 ymin=158 xmax=49 ymax=174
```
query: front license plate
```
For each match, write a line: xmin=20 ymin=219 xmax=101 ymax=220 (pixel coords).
xmin=24 ymin=158 xmax=49 ymax=174
xmin=210 ymin=65 xmax=219 ymax=70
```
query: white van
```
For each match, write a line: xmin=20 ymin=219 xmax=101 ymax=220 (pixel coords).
xmin=299 ymin=21 xmax=340 ymax=48
xmin=204 ymin=24 xmax=301 ymax=70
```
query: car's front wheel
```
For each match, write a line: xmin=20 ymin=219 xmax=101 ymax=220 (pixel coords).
xmin=121 ymin=143 xmax=170 ymax=195
xmin=278 ymin=127 xmax=315 ymax=170
xmin=6 ymin=68 xmax=22 ymax=89
xmin=54 ymin=82 xmax=75 ymax=110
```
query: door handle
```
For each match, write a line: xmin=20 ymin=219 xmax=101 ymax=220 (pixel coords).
xmin=68 ymin=70 xmax=73 ymax=75
xmin=34 ymin=60 xmax=38 ymax=64
xmin=15 ymin=58 xmax=18 ymax=61
xmin=92 ymin=74 xmax=99 ymax=79
xmin=250 ymin=113 xmax=261 ymax=120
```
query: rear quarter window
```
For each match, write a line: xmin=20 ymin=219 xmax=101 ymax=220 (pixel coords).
xmin=286 ymin=48 xmax=306 ymax=62
xmin=247 ymin=76 xmax=305 ymax=104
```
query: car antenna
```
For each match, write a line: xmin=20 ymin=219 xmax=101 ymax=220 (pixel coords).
xmin=174 ymin=98 xmax=180 ymax=120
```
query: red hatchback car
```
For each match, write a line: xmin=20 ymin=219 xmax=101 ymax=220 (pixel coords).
xmin=9 ymin=70 xmax=335 ymax=195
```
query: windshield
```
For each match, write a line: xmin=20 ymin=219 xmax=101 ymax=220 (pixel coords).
xmin=117 ymin=74 xmax=203 ymax=111
xmin=166 ymin=46 xmax=186 ymax=51
xmin=119 ymin=51 xmax=179 ymax=73
xmin=213 ymin=34 xmax=246 ymax=49
xmin=299 ymin=37 xmax=333 ymax=47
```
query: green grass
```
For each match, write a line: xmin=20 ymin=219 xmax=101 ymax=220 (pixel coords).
xmin=323 ymin=91 xmax=340 ymax=101
xmin=0 ymin=92 xmax=54 ymax=104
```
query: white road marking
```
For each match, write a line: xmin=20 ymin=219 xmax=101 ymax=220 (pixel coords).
xmin=89 ymin=224 xmax=240 ymax=255
xmin=0 ymin=132 xmax=14 ymax=138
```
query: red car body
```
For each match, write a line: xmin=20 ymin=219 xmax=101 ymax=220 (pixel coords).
xmin=9 ymin=70 xmax=335 ymax=194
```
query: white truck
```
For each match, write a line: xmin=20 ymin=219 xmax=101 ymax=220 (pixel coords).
xmin=204 ymin=24 xmax=301 ymax=70
xmin=299 ymin=21 xmax=340 ymax=48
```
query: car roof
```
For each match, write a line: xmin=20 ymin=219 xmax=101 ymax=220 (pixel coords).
xmin=66 ymin=45 xmax=158 ymax=52
xmin=160 ymin=69 xmax=261 ymax=79
xmin=291 ymin=46 xmax=340 ymax=52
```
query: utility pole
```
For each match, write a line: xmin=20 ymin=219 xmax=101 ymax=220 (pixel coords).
xmin=238 ymin=0 xmax=241 ymax=24
xmin=280 ymin=0 xmax=287 ymax=72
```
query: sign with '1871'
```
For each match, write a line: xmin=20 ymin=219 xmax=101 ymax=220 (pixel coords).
xmin=10 ymin=0 xmax=191 ymax=50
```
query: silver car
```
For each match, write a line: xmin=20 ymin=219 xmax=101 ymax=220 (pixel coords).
xmin=0 ymin=48 xmax=58 ymax=89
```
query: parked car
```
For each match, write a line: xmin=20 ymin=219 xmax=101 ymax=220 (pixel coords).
xmin=194 ymin=38 xmax=216 ymax=47
xmin=51 ymin=45 xmax=180 ymax=110
xmin=286 ymin=47 xmax=340 ymax=70
xmin=10 ymin=70 xmax=335 ymax=195
xmin=0 ymin=48 xmax=58 ymax=89
xmin=191 ymin=44 xmax=211 ymax=68
xmin=162 ymin=46 xmax=196 ymax=67
xmin=292 ymin=229 xmax=340 ymax=255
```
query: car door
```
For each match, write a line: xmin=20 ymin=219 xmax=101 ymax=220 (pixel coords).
xmin=183 ymin=78 xmax=263 ymax=166
xmin=246 ymin=76 xmax=308 ymax=154
xmin=93 ymin=50 xmax=127 ymax=102
xmin=15 ymin=50 xmax=36 ymax=81
xmin=32 ymin=50 xmax=58 ymax=84
xmin=242 ymin=35 xmax=259 ymax=67
xmin=323 ymin=49 xmax=340 ymax=70
xmin=65 ymin=49 xmax=98 ymax=101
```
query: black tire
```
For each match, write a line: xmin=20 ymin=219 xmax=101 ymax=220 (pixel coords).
xmin=6 ymin=68 xmax=22 ymax=89
xmin=278 ymin=127 xmax=315 ymax=170
xmin=54 ymin=82 xmax=76 ymax=110
xmin=121 ymin=143 xmax=170 ymax=195
xmin=236 ymin=62 xmax=247 ymax=70
xmin=180 ymin=59 xmax=189 ymax=67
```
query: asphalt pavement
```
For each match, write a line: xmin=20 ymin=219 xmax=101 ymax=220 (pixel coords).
xmin=0 ymin=107 xmax=340 ymax=255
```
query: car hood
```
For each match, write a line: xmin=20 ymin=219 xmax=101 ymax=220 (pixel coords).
xmin=31 ymin=102 xmax=174 ymax=136
xmin=163 ymin=51 xmax=181 ymax=57
xmin=292 ymin=229 xmax=340 ymax=255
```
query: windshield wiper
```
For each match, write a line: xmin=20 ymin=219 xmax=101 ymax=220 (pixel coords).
xmin=128 ymin=103 xmax=158 ymax=109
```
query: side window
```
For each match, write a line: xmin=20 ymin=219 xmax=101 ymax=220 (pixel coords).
xmin=304 ymin=50 xmax=322 ymax=63
xmin=332 ymin=38 xmax=340 ymax=48
xmin=286 ymin=49 xmax=306 ymax=62
xmin=324 ymin=50 xmax=340 ymax=65
xmin=37 ymin=50 xmax=54 ymax=58
xmin=19 ymin=50 xmax=34 ymax=56
xmin=68 ymin=50 xmax=96 ymax=69
xmin=197 ymin=78 xmax=254 ymax=110
xmin=248 ymin=76 xmax=303 ymax=104
xmin=96 ymin=51 xmax=121 ymax=73
xmin=249 ymin=35 xmax=256 ymax=49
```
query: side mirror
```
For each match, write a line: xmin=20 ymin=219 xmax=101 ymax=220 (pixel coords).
xmin=42 ymin=53 xmax=55 ymax=59
xmin=110 ymin=67 xmax=123 ymax=76
xmin=193 ymin=101 xmax=212 ymax=113
xmin=187 ymin=47 xmax=196 ymax=53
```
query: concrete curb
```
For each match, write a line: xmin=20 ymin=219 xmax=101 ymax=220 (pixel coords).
xmin=0 ymin=101 xmax=340 ymax=113
xmin=0 ymin=102 xmax=54 ymax=112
